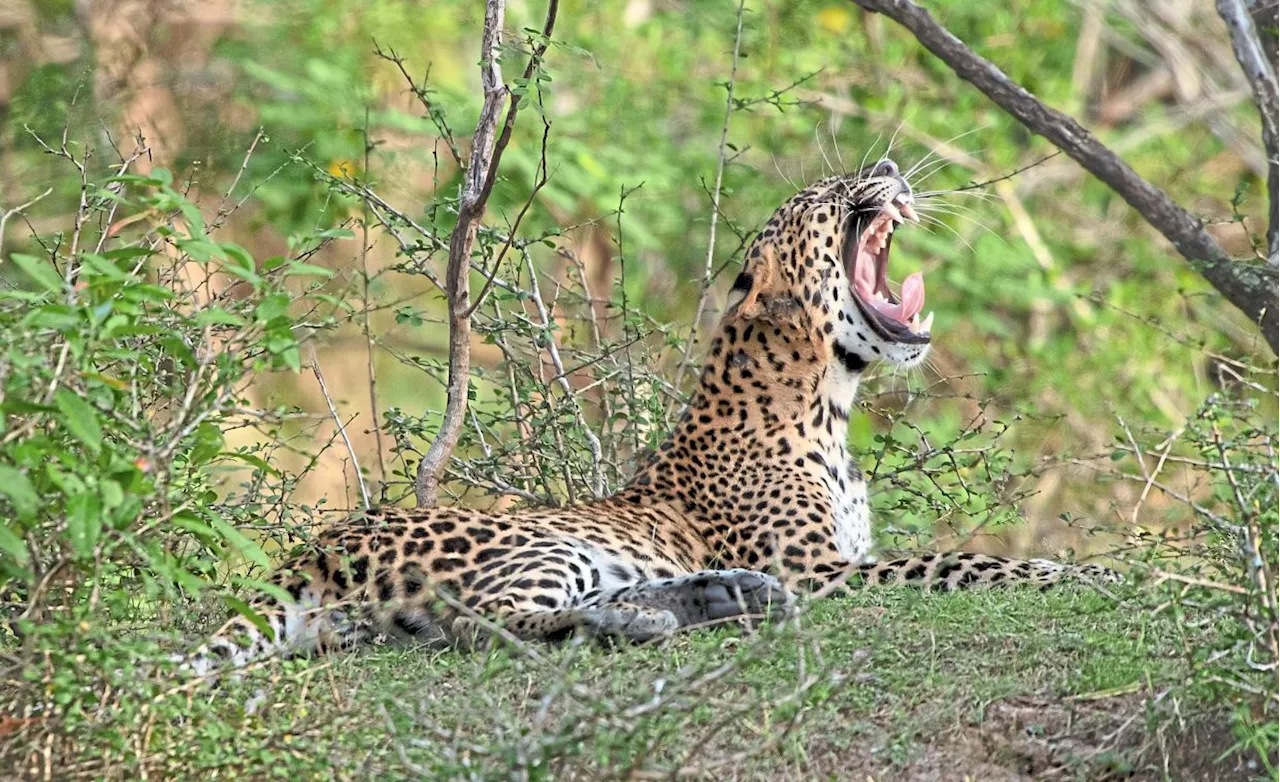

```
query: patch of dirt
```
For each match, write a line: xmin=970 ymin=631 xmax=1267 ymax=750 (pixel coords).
xmin=799 ymin=694 xmax=1255 ymax=781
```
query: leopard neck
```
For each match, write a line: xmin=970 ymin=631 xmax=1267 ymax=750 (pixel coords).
xmin=619 ymin=317 xmax=857 ymax=502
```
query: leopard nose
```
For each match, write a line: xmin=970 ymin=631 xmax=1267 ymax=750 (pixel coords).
xmin=871 ymin=159 xmax=899 ymax=179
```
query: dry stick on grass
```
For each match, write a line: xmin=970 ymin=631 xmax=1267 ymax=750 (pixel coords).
xmin=413 ymin=0 xmax=560 ymax=508
xmin=847 ymin=0 xmax=1279 ymax=352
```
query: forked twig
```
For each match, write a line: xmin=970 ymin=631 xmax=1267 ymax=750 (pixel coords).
xmin=311 ymin=346 xmax=371 ymax=509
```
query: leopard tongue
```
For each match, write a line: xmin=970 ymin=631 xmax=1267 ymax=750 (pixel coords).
xmin=855 ymin=271 xmax=925 ymax=325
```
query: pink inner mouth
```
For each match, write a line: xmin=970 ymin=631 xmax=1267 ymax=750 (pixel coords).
xmin=848 ymin=198 xmax=930 ymax=333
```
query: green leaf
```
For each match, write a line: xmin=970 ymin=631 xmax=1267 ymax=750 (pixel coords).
xmin=78 ymin=253 xmax=128 ymax=281
xmin=220 ymin=451 xmax=281 ymax=476
xmin=21 ymin=305 xmax=81 ymax=331
xmin=283 ymin=263 xmax=334 ymax=278
xmin=279 ymin=345 xmax=301 ymax=372
xmin=55 ymin=389 xmax=103 ymax=454
xmin=221 ymin=242 xmax=254 ymax=268
xmin=179 ymin=202 xmax=207 ymax=239
xmin=110 ymin=496 xmax=143 ymax=530
xmin=195 ymin=307 xmax=246 ymax=327
xmin=0 ymin=466 xmax=38 ymax=520
xmin=159 ymin=335 xmax=196 ymax=369
xmin=0 ymin=290 xmax=53 ymax=304
xmin=0 ymin=399 xmax=56 ymax=416
xmin=121 ymin=284 xmax=174 ymax=303
xmin=255 ymin=293 xmax=290 ymax=323
xmin=103 ymin=247 xmax=154 ymax=262
xmin=207 ymin=513 xmax=270 ymax=568
xmin=0 ymin=523 xmax=29 ymax=566
xmin=100 ymin=479 xmax=124 ymax=510
xmin=175 ymin=238 xmax=226 ymax=262
xmin=9 ymin=253 xmax=65 ymax=294
xmin=65 ymin=493 xmax=103 ymax=558
xmin=222 ymin=596 xmax=275 ymax=641
xmin=141 ymin=545 xmax=207 ymax=593
xmin=218 ymin=261 xmax=263 ymax=286
xmin=172 ymin=513 xmax=218 ymax=545
xmin=229 ymin=576 xmax=293 ymax=607
xmin=188 ymin=422 xmax=225 ymax=467
xmin=44 ymin=464 xmax=86 ymax=496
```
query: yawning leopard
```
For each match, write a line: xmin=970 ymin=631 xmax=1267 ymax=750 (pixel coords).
xmin=185 ymin=158 xmax=1118 ymax=674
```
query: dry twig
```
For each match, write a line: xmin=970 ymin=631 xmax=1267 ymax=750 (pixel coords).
xmin=310 ymin=346 xmax=370 ymax=509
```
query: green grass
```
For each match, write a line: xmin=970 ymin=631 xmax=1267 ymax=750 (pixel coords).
xmin=21 ymin=586 xmax=1255 ymax=780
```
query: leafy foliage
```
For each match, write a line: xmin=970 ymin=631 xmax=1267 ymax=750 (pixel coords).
xmin=0 ymin=155 xmax=341 ymax=746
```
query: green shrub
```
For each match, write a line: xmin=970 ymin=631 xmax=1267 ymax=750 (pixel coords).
xmin=0 ymin=153 xmax=339 ymax=766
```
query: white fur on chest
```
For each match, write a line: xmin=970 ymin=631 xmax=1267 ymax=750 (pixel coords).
xmin=823 ymin=442 xmax=872 ymax=562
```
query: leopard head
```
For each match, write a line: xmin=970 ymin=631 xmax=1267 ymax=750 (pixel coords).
xmin=726 ymin=159 xmax=931 ymax=374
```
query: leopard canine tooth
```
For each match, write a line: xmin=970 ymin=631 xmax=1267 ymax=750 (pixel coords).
xmin=920 ymin=311 xmax=934 ymax=332
xmin=882 ymin=203 xmax=903 ymax=224
xmin=900 ymin=202 xmax=919 ymax=222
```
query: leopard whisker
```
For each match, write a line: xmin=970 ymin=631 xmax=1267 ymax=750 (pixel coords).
xmin=915 ymin=206 xmax=1005 ymax=247
xmin=883 ymin=118 xmax=907 ymax=163
xmin=915 ymin=211 xmax=977 ymax=253
xmin=772 ymin=154 xmax=801 ymax=194
xmin=906 ymin=156 xmax=962 ymax=189
xmin=828 ymin=120 xmax=848 ymax=174
xmin=915 ymin=189 xmax=1002 ymax=204
xmin=814 ymin=122 xmax=837 ymax=177
xmin=902 ymin=126 xmax=986 ymax=180
xmin=856 ymin=132 xmax=883 ymax=175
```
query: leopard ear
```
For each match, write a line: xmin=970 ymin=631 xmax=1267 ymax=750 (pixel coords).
xmin=725 ymin=244 xmax=776 ymax=320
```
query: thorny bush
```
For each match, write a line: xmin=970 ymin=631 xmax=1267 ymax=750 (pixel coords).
xmin=0 ymin=144 xmax=342 ymax=765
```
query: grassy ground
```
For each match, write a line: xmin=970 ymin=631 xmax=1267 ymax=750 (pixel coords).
xmin=18 ymin=586 xmax=1260 ymax=780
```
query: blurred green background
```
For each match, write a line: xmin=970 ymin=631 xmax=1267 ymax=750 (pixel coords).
xmin=1 ymin=0 xmax=1272 ymax=555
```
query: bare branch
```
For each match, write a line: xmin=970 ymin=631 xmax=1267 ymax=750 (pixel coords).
xmin=414 ymin=0 xmax=561 ymax=508
xmin=373 ymin=45 xmax=464 ymax=167
xmin=847 ymin=0 xmax=1279 ymax=352
xmin=520 ymin=250 xmax=605 ymax=498
xmin=211 ymin=127 xmax=265 ymax=232
xmin=464 ymin=112 xmax=552 ymax=319
xmin=0 ymin=188 xmax=53 ymax=257
xmin=413 ymin=0 xmax=509 ymax=508
xmin=1215 ymin=0 xmax=1279 ymax=265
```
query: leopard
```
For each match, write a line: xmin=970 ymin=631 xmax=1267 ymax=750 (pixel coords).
xmin=184 ymin=158 xmax=1118 ymax=676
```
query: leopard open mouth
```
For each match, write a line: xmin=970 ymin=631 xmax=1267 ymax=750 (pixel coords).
xmin=843 ymin=193 xmax=932 ymax=345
